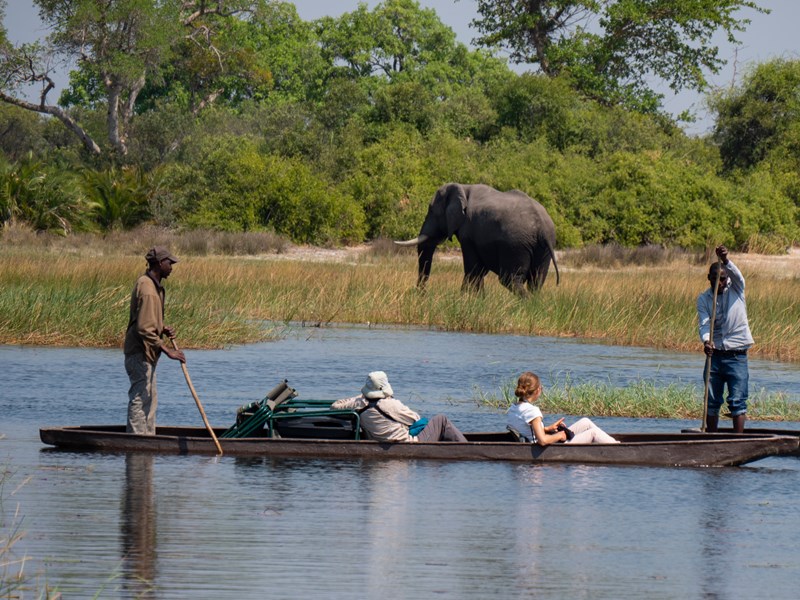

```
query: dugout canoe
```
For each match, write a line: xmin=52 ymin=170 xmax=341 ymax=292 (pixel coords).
xmin=682 ymin=427 xmax=800 ymax=457
xmin=39 ymin=425 xmax=799 ymax=467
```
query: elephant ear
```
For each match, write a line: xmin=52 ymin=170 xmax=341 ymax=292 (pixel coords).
xmin=444 ymin=183 xmax=467 ymax=240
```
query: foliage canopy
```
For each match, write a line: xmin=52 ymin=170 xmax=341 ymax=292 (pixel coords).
xmin=0 ymin=1 xmax=797 ymax=252
xmin=471 ymin=0 xmax=767 ymax=112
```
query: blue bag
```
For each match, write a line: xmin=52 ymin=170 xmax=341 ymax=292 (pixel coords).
xmin=409 ymin=417 xmax=429 ymax=436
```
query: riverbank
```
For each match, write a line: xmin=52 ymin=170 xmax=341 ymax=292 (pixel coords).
xmin=2 ymin=240 xmax=799 ymax=362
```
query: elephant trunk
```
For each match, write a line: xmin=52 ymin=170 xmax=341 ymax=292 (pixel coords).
xmin=417 ymin=244 xmax=436 ymax=288
xmin=395 ymin=233 xmax=438 ymax=288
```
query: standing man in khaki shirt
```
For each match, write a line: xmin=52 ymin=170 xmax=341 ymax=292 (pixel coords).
xmin=124 ymin=246 xmax=185 ymax=434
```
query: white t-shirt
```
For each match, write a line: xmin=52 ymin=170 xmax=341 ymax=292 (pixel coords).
xmin=506 ymin=402 xmax=543 ymax=442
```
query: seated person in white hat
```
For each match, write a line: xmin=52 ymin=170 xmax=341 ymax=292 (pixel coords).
xmin=331 ymin=371 xmax=467 ymax=443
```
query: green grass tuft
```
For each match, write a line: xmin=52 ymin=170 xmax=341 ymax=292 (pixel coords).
xmin=473 ymin=376 xmax=800 ymax=421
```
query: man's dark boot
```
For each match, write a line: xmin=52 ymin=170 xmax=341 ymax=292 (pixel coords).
xmin=706 ymin=415 xmax=719 ymax=433
xmin=732 ymin=414 xmax=746 ymax=434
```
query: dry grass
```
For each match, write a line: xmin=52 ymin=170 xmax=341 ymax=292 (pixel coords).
xmin=560 ymin=243 xmax=704 ymax=269
xmin=0 ymin=222 xmax=292 ymax=257
xmin=2 ymin=239 xmax=799 ymax=362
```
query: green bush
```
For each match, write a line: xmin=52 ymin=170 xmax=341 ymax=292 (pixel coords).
xmin=724 ymin=166 xmax=799 ymax=250
xmin=2 ymin=12 xmax=797 ymax=256
xmin=81 ymin=166 xmax=158 ymax=231
xmin=347 ymin=125 xmax=435 ymax=239
xmin=172 ymin=136 xmax=366 ymax=243
xmin=0 ymin=155 xmax=94 ymax=234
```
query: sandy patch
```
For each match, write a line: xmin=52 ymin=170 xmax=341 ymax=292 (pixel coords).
xmin=267 ymin=243 xmax=462 ymax=264
xmin=733 ymin=248 xmax=800 ymax=278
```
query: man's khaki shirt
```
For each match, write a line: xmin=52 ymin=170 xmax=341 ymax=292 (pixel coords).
xmin=124 ymin=273 xmax=166 ymax=364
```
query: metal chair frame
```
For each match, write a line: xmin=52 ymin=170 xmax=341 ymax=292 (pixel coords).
xmin=222 ymin=384 xmax=365 ymax=440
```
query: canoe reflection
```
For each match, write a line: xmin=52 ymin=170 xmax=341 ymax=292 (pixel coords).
xmin=121 ymin=453 xmax=157 ymax=598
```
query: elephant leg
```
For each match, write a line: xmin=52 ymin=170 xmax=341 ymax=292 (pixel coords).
xmin=461 ymin=244 xmax=487 ymax=292
xmin=500 ymin=270 xmax=530 ymax=297
xmin=529 ymin=251 xmax=551 ymax=291
xmin=512 ymin=279 xmax=529 ymax=296
xmin=462 ymin=266 xmax=488 ymax=292
xmin=530 ymin=265 xmax=549 ymax=290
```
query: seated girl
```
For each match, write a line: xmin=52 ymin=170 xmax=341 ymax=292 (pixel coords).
xmin=506 ymin=372 xmax=619 ymax=445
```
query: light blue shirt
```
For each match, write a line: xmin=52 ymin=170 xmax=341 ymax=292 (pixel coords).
xmin=697 ymin=259 xmax=754 ymax=351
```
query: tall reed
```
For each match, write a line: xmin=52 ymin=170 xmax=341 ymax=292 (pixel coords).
xmin=0 ymin=254 xmax=266 ymax=347
xmin=2 ymin=248 xmax=800 ymax=363
xmin=472 ymin=377 xmax=800 ymax=421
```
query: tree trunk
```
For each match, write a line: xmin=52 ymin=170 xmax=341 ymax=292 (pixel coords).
xmin=106 ymin=80 xmax=127 ymax=156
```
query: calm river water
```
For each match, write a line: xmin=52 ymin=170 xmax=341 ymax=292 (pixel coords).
xmin=2 ymin=326 xmax=800 ymax=599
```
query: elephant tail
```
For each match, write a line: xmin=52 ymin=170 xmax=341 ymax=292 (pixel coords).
xmin=545 ymin=238 xmax=560 ymax=285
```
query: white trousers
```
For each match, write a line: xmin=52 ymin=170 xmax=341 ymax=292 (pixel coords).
xmin=566 ymin=417 xmax=619 ymax=444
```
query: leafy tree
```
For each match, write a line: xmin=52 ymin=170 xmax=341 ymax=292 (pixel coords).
xmin=235 ymin=2 xmax=328 ymax=104
xmin=492 ymin=72 xmax=585 ymax=147
xmin=471 ymin=0 xmax=767 ymax=112
xmin=313 ymin=77 xmax=372 ymax=130
xmin=435 ymin=85 xmax=498 ymax=140
xmin=373 ymin=80 xmax=436 ymax=131
xmin=0 ymin=1 xmax=269 ymax=157
xmin=710 ymin=58 xmax=800 ymax=171
xmin=316 ymin=0 xmax=513 ymax=139
xmin=318 ymin=2 xmax=504 ymax=91
xmin=134 ymin=2 xmax=326 ymax=113
xmin=0 ymin=103 xmax=50 ymax=159
xmin=346 ymin=124 xmax=435 ymax=239
xmin=316 ymin=0 xmax=458 ymax=80
xmin=124 ymin=101 xmax=195 ymax=169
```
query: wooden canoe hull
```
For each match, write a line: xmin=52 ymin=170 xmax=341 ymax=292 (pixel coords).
xmin=39 ymin=426 xmax=799 ymax=467
xmin=682 ymin=427 xmax=800 ymax=457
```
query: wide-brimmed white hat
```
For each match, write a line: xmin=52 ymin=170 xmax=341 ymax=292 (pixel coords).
xmin=361 ymin=371 xmax=394 ymax=399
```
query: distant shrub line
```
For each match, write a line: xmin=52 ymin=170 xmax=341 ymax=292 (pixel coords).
xmin=2 ymin=61 xmax=799 ymax=252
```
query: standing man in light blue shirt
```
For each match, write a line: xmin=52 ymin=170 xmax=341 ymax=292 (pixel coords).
xmin=697 ymin=245 xmax=754 ymax=433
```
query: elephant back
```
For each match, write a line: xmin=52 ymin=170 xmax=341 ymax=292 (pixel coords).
xmin=467 ymin=187 xmax=554 ymax=239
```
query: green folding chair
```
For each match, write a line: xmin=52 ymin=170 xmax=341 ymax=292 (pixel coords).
xmin=221 ymin=380 xmax=297 ymax=438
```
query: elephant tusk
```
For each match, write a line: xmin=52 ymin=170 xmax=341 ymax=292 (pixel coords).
xmin=394 ymin=234 xmax=429 ymax=247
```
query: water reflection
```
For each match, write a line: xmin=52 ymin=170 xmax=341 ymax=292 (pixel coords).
xmin=511 ymin=465 xmax=545 ymax=592
xmin=121 ymin=453 xmax=157 ymax=598
xmin=3 ymin=328 xmax=800 ymax=599
xmin=363 ymin=461 xmax=412 ymax=592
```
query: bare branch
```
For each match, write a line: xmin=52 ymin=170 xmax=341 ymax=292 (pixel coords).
xmin=0 ymin=90 xmax=101 ymax=155
xmin=182 ymin=1 xmax=253 ymax=27
xmin=192 ymin=87 xmax=223 ymax=115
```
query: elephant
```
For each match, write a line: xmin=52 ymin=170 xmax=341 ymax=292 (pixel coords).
xmin=395 ymin=183 xmax=560 ymax=295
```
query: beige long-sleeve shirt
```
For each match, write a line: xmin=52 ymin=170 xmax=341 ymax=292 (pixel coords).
xmin=330 ymin=395 xmax=420 ymax=442
xmin=123 ymin=273 xmax=166 ymax=364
